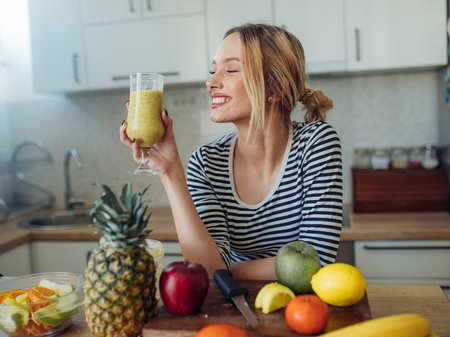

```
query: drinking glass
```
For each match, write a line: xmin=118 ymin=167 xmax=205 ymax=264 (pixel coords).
xmin=126 ymin=73 xmax=165 ymax=175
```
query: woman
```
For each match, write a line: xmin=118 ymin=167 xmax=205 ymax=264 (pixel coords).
xmin=120 ymin=24 xmax=343 ymax=280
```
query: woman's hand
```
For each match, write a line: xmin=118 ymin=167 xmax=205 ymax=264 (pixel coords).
xmin=119 ymin=104 xmax=181 ymax=174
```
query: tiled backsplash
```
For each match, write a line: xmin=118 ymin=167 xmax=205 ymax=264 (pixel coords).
xmin=0 ymin=70 xmax=444 ymax=209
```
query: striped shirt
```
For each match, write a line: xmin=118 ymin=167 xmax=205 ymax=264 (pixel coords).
xmin=187 ymin=121 xmax=343 ymax=269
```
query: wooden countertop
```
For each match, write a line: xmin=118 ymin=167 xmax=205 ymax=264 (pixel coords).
xmin=1 ymin=206 xmax=450 ymax=254
xmin=25 ymin=283 xmax=450 ymax=337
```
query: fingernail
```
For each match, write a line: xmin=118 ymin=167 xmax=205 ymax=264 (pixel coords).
xmin=132 ymin=138 xmax=136 ymax=143
xmin=164 ymin=108 xmax=169 ymax=116
xmin=121 ymin=119 xmax=126 ymax=125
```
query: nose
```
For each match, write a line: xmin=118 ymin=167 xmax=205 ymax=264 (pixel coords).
xmin=206 ymin=71 xmax=222 ymax=91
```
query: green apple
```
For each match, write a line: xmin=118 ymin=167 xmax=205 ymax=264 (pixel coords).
xmin=275 ymin=241 xmax=321 ymax=294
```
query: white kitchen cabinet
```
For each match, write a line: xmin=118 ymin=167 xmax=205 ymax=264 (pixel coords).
xmin=345 ymin=0 xmax=447 ymax=71
xmin=355 ymin=240 xmax=450 ymax=286
xmin=161 ymin=241 xmax=183 ymax=267
xmin=28 ymin=0 xmax=88 ymax=93
xmin=85 ymin=15 xmax=208 ymax=88
xmin=82 ymin=0 xmax=204 ymax=25
xmin=206 ymin=0 xmax=273 ymax=63
xmin=30 ymin=241 xmax=182 ymax=275
xmin=0 ymin=244 xmax=32 ymax=276
xmin=274 ymin=0 xmax=346 ymax=74
xmin=31 ymin=241 xmax=98 ymax=275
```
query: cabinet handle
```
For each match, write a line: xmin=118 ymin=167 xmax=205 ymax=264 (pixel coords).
xmin=354 ymin=28 xmax=361 ymax=62
xmin=112 ymin=72 xmax=180 ymax=81
xmin=146 ymin=0 xmax=152 ymax=11
xmin=128 ymin=0 xmax=135 ymax=13
xmin=72 ymin=53 xmax=80 ymax=84
xmin=111 ymin=75 xmax=130 ymax=81
xmin=363 ymin=245 xmax=450 ymax=250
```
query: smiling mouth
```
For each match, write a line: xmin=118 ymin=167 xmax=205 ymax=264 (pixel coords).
xmin=211 ymin=96 xmax=231 ymax=107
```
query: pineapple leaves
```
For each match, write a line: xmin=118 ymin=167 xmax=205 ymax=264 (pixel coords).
xmin=91 ymin=182 xmax=152 ymax=247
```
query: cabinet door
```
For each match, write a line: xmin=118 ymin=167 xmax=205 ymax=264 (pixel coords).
xmin=31 ymin=241 xmax=98 ymax=275
xmin=85 ymin=15 xmax=208 ymax=88
xmin=274 ymin=0 xmax=346 ymax=74
xmin=355 ymin=240 xmax=450 ymax=286
xmin=82 ymin=0 xmax=141 ymax=25
xmin=28 ymin=0 xmax=87 ymax=93
xmin=0 ymin=244 xmax=32 ymax=276
xmin=345 ymin=0 xmax=447 ymax=71
xmin=206 ymin=0 xmax=272 ymax=62
xmin=142 ymin=0 xmax=205 ymax=18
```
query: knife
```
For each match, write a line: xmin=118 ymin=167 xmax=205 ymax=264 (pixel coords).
xmin=213 ymin=269 xmax=259 ymax=328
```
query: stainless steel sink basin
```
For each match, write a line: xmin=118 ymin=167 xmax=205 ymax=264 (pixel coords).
xmin=19 ymin=210 xmax=90 ymax=230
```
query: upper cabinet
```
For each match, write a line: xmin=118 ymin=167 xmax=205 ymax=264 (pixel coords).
xmin=27 ymin=0 xmax=447 ymax=93
xmin=345 ymin=0 xmax=447 ymax=71
xmin=274 ymin=0 xmax=346 ymax=74
xmin=85 ymin=15 xmax=207 ymax=88
xmin=82 ymin=0 xmax=205 ymax=25
xmin=28 ymin=0 xmax=88 ymax=93
xmin=206 ymin=0 xmax=273 ymax=63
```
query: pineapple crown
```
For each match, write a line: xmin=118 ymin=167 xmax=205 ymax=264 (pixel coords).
xmin=90 ymin=182 xmax=152 ymax=254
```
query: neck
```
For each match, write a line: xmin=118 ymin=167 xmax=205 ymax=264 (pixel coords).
xmin=234 ymin=116 xmax=290 ymax=170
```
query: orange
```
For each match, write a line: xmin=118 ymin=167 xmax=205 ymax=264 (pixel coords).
xmin=0 ymin=291 xmax=11 ymax=303
xmin=27 ymin=286 xmax=55 ymax=304
xmin=0 ymin=290 xmax=27 ymax=303
xmin=195 ymin=324 xmax=249 ymax=337
xmin=285 ymin=294 xmax=329 ymax=335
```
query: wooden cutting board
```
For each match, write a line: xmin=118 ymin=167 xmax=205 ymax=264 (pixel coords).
xmin=143 ymin=280 xmax=371 ymax=337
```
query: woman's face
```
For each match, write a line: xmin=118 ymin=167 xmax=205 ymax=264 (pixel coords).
xmin=206 ymin=32 xmax=252 ymax=124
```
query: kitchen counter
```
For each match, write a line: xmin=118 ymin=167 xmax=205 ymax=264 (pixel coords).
xmin=2 ymin=207 xmax=450 ymax=254
xmin=29 ymin=283 xmax=450 ymax=337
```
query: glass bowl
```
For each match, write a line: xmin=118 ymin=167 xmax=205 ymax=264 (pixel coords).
xmin=0 ymin=272 xmax=84 ymax=337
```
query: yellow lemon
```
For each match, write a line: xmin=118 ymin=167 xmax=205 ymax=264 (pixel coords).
xmin=311 ymin=263 xmax=367 ymax=307
xmin=254 ymin=282 xmax=295 ymax=314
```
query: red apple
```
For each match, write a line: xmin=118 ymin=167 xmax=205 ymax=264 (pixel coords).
xmin=159 ymin=260 xmax=209 ymax=315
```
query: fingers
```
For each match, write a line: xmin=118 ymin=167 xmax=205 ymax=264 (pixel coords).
xmin=119 ymin=121 xmax=134 ymax=147
xmin=161 ymin=109 xmax=174 ymax=139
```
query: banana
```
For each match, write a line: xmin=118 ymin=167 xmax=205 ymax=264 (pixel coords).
xmin=319 ymin=313 xmax=431 ymax=337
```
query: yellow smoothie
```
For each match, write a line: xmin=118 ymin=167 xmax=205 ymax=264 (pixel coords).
xmin=126 ymin=89 xmax=165 ymax=147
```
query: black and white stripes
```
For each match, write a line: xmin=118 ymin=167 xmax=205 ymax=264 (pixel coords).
xmin=187 ymin=121 xmax=343 ymax=269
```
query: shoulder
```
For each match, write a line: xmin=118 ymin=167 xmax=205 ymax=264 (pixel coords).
xmin=189 ymin=133 xmax=235 ymax=166
xmin=292 ymin=121 xmax=340 ymax=146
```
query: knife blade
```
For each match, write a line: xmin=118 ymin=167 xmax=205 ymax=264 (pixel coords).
xmin=213 ymin=269 xmax=258 ymax=328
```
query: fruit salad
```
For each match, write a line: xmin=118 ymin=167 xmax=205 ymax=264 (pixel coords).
xmin=0 ymin=279 xmax=80 ymax=336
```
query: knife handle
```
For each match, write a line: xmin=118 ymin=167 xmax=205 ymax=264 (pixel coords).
xmin=213 ymin=269 xmax=248 ymax=300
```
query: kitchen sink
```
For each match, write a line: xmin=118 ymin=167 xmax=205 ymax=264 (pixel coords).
xmin=19 ymin=209 xmax=91 ymax=230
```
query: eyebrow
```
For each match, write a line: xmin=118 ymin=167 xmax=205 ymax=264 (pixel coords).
xmin=211 ymin=57 xmax=241 ymax=65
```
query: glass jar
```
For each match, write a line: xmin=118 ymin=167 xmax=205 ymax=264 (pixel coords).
xmin=371 ymin=149 xmax=390 ymax=169
xmin=422 ymin=144 xmax=439 ymax=170
xmin=409 ymin=147 xmax=424 ymax=169
xmin=390 ymin=147 xmax=409 ymax=169
xmin=353 ymin=148 xmax=371 ymax=169
xmin=145 ymin=239 xmax=165 ymax=312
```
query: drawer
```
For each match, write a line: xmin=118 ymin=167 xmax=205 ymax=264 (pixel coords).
xmin=355 ymin=240 xmax=450 ymax=286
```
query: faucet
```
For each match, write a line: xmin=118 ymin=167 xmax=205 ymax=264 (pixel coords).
xmin=64 ymin=148 xmax=85 ymax=210
xmin=10 ymin=140 xmax=54 ymax=208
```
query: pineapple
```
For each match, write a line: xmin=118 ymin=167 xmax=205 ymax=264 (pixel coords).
xmin=84 ymin=183 xmax=157 ymax=337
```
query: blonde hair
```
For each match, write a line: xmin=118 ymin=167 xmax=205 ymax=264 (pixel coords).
xmin=224 ymin=24 xmax=333 ymax=137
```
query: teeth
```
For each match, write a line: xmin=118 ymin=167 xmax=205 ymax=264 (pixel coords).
xmin=212 ymin=97 xmax=228 ymax=104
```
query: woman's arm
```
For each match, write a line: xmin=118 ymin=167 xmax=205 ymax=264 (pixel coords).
xmin=120 ymin=111 xmax=226 ymax=276
xmin=159 ymin=162 xmax=227 ymax=276
xmin=230 ymin=257 xmax=276 ymax=280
